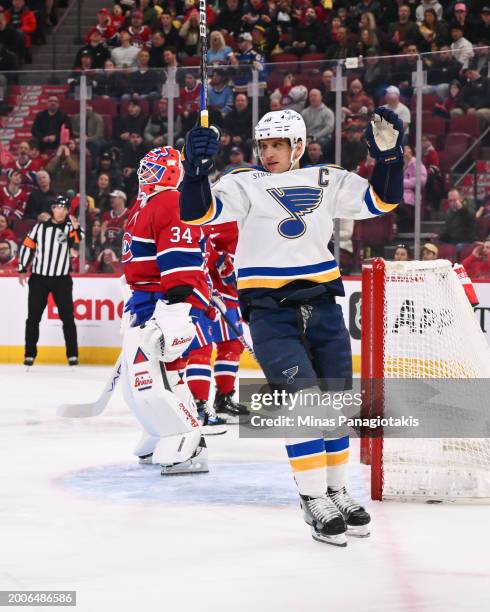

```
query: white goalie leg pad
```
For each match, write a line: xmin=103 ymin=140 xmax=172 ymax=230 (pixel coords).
xmin=122 ymin=326 xmax=202 ymax=463
xmin=133 ymin=429 xmax=160 ymax=458
xmin=152 ymin=428 xmax=202 ymax=466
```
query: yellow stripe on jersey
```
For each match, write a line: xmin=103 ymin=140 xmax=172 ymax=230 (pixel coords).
xmin=226 ymin=166 xmax=255 ymax=175
xmin=372 ymin=187 xmax=398 ymax=213
xmin=237 ymin=268 xmax=341 ymax=290
xmin=289 ymin=453 xmax=328 ymax=472
xmin=184 ymin=196 xmax=217 ymax=225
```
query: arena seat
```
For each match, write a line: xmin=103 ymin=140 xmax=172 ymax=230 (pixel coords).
xmin=449 ymin=114 xmax=480 ymax=138
xmin=92 ymin=98 xmax=118 ymax=117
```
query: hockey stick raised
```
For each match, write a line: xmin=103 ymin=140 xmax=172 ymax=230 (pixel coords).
xmin=56 ymin=353 xmax=123 ymax=418
xmin=198 ymin=0 xmax=208 ymax=129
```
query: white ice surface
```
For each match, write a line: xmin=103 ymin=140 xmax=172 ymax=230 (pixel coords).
xmin=1 ymin=364 xmax=490 ymax=612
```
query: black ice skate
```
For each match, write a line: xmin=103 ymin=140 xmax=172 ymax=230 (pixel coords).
xmin=138 ymin=453 xmax=154 ymax=465
xmin=300 ymin=494 xmax=347 ymax=547
xmin=24 ymin=357 xmax=34 ymax=369
xmin=68 ymin=357 xmax=79 ymax=366
xmin=160 ymin=436 xmax=209 ymax=475
xmin=327 ymin=487 xmax=371 ymax=537
xmin=196 ymin=400 xmax=227 ymax=436
xmin=214 ymin=391 xmax=250 ymax=422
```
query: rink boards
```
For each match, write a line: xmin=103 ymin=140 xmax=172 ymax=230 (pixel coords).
xmin=1 ymin=273 xmax=489 ymax=372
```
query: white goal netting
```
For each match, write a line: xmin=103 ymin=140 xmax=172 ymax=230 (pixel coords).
xmin=380 ymin=260 xmax=490 ymax=500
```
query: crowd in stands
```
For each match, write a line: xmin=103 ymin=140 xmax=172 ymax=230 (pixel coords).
xmin=0 ymin=0 xmax=58 ymax=70
xmin=1 ymin=1 xmax=490 ymax=279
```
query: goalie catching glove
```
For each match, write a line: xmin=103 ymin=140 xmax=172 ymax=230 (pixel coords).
xmin=142 ymin=301 xmax=196 ymax=363
xmin=365 ymin=107 xmax=404 ymax=165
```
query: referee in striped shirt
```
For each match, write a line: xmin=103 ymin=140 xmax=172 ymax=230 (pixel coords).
xmin=18 ymin=196 xmax=84 ymax=367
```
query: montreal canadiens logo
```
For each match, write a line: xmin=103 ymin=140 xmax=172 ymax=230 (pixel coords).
xmin=121 ymin=232 xmax=133 ymax=263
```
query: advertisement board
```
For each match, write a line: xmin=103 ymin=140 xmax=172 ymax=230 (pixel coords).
xmin=1 ymin=275 xmax=489 ymax=371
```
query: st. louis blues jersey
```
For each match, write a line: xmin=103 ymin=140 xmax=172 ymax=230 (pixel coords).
xmin=122 ymin=189 xmax=210 ymax=311
xmin=185 ymin=165 xmax=397 ymax=300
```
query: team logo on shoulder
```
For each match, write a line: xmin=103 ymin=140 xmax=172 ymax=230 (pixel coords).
xmin=121 ymin=232 xmax=133 ymax=263
xmin=267 ymin=186 xmax=322 ymax=239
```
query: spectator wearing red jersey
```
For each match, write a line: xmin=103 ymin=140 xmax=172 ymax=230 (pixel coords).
xmin=0 ymin=214 xmax=16 ymax=243
xmin=0 ymin=239 xmax=18 ymax=273
xmin=5 ymin=0 xmax=37 ymax=63
xmin=90 ymin=248 xmax=123 ymax=274
xmin=127 ymin=10 xmax=151 ymax=48
xmin=4 ymin=140 xmax=44 ymax=189
xmin=177 ymin=72 xmax=201 ymax=134
xmin=421 ymin=134 xmax=440 ymax=168
xmin=101 ymin=190 xmax=129 ymax=256
xmin=0 ymin=170 xmax=28 ymax=224
xmin=342 ymin=78 xmax=374 ymax=117
xmin=462 ymin=239 xmax=490 ymax=280
xmin=111 ymin=4 xmax=125 ymax=32
xmin=85 ymin=8 xmax=117 ymax=45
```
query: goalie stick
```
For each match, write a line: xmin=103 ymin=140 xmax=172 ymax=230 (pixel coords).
xmin=57 ymin=299 xmax=255 ymax=417
xmin=56 ymin=353 xmax=122 ymax=418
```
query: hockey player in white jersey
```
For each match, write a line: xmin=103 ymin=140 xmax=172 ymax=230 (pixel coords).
xmin=180 ymin=108 xmax=404 ymax=545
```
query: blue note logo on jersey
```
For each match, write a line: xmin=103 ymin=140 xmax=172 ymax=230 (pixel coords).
xmin=267 ymin=186 xmax=322 ymax=239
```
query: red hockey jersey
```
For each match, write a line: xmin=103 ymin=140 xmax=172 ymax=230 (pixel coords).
xmin=204 ymin=222 xmax=239 ymax=308
xmin=122 ymin=189 xmax=210 ymax=310
xmin=0 ymin=186 xmax=28 ymax=222
xmin=101 ymin=208 xmax=130 ymax=245
xmin=128 ymin=25 xmax=151 ymax=47
xmin=5 ymin=158 xmax=44 ymax=189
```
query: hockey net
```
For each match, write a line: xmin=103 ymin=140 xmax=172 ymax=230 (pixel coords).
xmin=361 ymin=259 xmax=490 ymax=501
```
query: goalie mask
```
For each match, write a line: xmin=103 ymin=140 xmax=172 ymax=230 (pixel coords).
xmin=254 ymin=109 xmax=307 ymax=169
xmin=137 ymin=146 xmax=184 ymax=195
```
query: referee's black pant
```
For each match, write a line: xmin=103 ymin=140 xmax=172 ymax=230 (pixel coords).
xmin=25 ymin=274 xmax=78 ymax=359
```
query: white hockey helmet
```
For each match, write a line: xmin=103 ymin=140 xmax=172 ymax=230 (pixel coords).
xmin=254 ymin=109 xmax=307 ymax=169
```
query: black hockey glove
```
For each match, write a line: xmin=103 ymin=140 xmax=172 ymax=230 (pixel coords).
xmin=183 ymin=126 xmax=220 ymax=178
